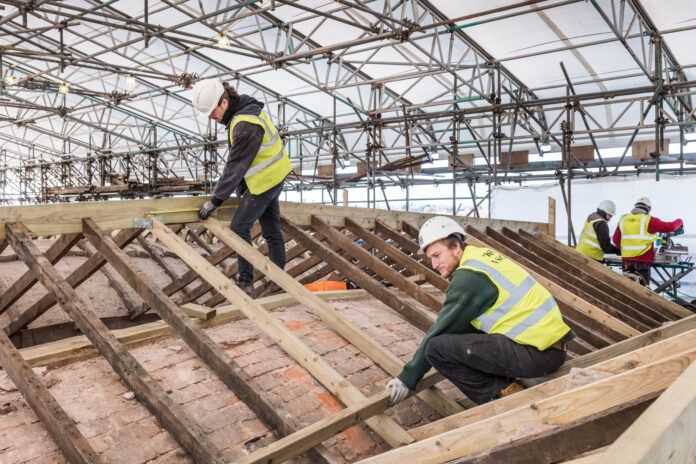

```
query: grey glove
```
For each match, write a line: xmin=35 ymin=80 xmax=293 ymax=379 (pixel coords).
xmin=198 ymin=201 xmax=217 ymax=220
xmin=386 ymin=377 xmax=410 ymax=406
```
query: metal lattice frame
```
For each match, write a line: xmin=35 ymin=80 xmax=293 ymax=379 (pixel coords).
xmin=0 ymin=0 xmax=693 ymax=212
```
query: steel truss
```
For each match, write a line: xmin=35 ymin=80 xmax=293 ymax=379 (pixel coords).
xmin=0 ymin=0 xmax=692 ymax=215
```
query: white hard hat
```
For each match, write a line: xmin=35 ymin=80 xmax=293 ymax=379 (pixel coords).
xmin=598 ymin=200 xmax=616 ymax=216
xmin=191 ymin=79 xmax=225 ymax=114
xmin=418 ymin=216 xmax=465 ymax=253
xmin=635 ymin=196 xmax=652 ymax=209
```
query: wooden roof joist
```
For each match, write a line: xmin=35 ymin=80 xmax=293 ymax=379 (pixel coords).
xmin=0 ymin=198 xmax=693 ymax=463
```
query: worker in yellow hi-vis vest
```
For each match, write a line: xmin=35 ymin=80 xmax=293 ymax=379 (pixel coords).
xmin=191 ymin=79 xmax=292 ymax=298
xmin=385 ymin=217 xmax=574 ymax=406
xmin=613 ymin=197 xmax=684 ymax=286
xmin=575 ymin=200 xmax=620 ymax=262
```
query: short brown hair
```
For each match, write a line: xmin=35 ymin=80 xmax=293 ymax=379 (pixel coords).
xmin=443 ymin=235 xmax=465 ymax=250
xmin=219 ymin=81 xmax=239 ymax=104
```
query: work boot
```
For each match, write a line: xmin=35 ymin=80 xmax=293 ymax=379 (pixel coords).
xmin=258 ymin=281 xmax=283 ymax=298
xmin=497 ymin=381 xmax=525 ymax=399
xmin=237 ymin=280 xmax=256 ymax=299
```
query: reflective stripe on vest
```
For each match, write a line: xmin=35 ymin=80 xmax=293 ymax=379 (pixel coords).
xmin=229 ymin=112 xmax=292 ymax=195
xmin=459 ymin=246 xmax=570 ymax=350
xmin=575 ymin=218 xmax=604 ymax=261
xmin=618 ymin=213 xmax=655 ymax=258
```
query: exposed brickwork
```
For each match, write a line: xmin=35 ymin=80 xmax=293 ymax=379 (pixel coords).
xmin=0 ymin=296 xmax=455 ymax=463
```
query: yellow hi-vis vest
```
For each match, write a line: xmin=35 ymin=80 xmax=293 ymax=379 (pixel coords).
xmin=618 ymin=213 xmax=656 ymax=258
xmin=575 ymin=218 xmax=605 ymax=261
xmin=458 ymin=246 xmax=570 ymax=350
xmin=229 ymin=112 xmax=292 ymax=195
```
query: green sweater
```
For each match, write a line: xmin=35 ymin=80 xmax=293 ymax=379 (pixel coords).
xmin=398 ymin=268 xmax=499 ymax=390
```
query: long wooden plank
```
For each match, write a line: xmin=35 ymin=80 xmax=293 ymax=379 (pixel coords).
xmin=502 ymin=228 xmax=666 ymax=326
xmin=312 ymin=215 xmax=443 ymax=311
xmin=486 ymin=227 xmax=654 ymax=331
xmin=3 ymin=228 xmax=143 ymax=337
xmin=465 ymin=227 xmax=640 ymax=338
xmin=345 ymin=218 xmax=448 ymax=292
xmin=80 ymin=218 xmax=343 ymax=464
xmin=0 ymin=232 xmax=82 ymax=316
xmin=375 ymin=219 xmax=423 ymax=256
xmin=5 ymin=222 xmax=226 ymax=464
xmin=597 ymin=355 xmax=696 ymax=463
xmin=0 ymin=328 xmax=101 ymax=463
xmin=282 ymin=216 xmax=435 ymax=332
xmin=18 ymin=288 xmax=437 ymax=368
xmin=411 ymin=325 xmax=696 ymax=441
xmin=515 ymin=228 xmax=674 ymax=324
xmin=522 ymin=314 xmax=696 ymax=387
xmin=530 ymin=231 xmax=691 ymax=319
xmin=454 ymin=402 xmax=650 ymax=464
xmin=236 ymin=370 xmax=448 ymax=464
xmin=358 ymin=347 xmax=696 ymax=464
xmin=204 ymin=218 xmax=462 ymax=418
xmin=205 ymin=241 xmax=329 ymax=306
xmin=149 ymin=217 xmax=415 ymax=448
xmin=0 ymin=197 xmax=548 ymax=240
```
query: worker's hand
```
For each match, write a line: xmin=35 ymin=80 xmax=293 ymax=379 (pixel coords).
xmin=198 ymin=201 xmax=217 ymax=220
xmin=386 ymin=378 xmax=410 ymax=406
xmin=674 ymin=225 xmax=684 ymax=236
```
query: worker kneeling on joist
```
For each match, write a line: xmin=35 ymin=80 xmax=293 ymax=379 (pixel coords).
xmin=386 ymin=217 xmax=574 ymax=406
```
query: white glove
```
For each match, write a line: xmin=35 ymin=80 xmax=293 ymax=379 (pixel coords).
xmin=386 ymin=378 xmax=410 ymax=406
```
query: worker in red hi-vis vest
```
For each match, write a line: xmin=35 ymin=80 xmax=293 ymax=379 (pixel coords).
xmin=613 ymin=197 xmax=684 ymax=286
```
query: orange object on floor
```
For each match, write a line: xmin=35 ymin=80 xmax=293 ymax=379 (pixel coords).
xmin=304 ymin=280 xmax=348 ymax=292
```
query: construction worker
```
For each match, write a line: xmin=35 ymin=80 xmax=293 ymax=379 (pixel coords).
xmin=575 ymin=200 xmax=620 ymax=262
xmin=386 ymin=217 xmax=574 ymax=406
xmin=613 ymin=197 xmax=684 ymax=286
xmin=192 ymin=79 xmax=291 ymax=298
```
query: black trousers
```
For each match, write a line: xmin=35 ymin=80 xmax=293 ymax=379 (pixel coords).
xmin=230 ymin=181 xmax=286 ymax=284
xmin=622 ymin=260 xmax=651 ymax=287
xmin=425 ymin=332 xmax=566 ymax=404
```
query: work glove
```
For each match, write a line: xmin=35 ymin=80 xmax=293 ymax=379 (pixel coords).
xmin=674 ymin=225 xmax=684 ymax=236
xmin=198 ymin=201 xmax=217 ymax=220
xmin=386 ymin=378 xmax=410 ymax=406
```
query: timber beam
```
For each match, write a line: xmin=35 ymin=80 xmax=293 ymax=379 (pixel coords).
xmin=360 ymin=345 xmax=696 ymax=463
xmin=281 ymin=215 xmax=435 ymax=332
xmin=5 ymin=222 xmax=227 ymax=464
xmin=80 ymin=218 xmax=337 ymax=463
xmin=502 ymin=228 xmax=668 ymax=325
xmin=203 ymin=217 xmax=462 ymax=418
xmin=149 ymin=217 xmax=416 ymax=448
xmin=3 ymin=228 xmax=143 ymax=337
xmin=530 ymin=231 xmax=692 ymax=320
xmin=0 ymin=232 xmax=82 ymax=317
xmin=0 ymin=197 xmax=549 ymax=241
xmin=311 ymin=215 xmax=443 ymax=312
xmin=0 ymin=328 xmax=101 ymax=463
xmin=345 ymin=218 xmax=448 ymax=293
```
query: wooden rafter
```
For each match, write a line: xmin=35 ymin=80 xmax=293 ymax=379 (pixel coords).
xmin=5 ymin=222 xmax=227 ymax=464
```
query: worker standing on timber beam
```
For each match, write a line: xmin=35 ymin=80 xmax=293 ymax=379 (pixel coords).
xmin=575 ymin=200 xmax=620 ymax=262
xmin=191 ymin=79 xmax=292 ymax=298
xmin=386 ymin=217 xmax=574 ymax=406
xmin=613 ymin=197 xmax=684 ymax=287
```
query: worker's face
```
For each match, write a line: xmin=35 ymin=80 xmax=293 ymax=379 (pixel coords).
xmin=425 ymin=240 xmax=463 ymax=279
xmin=208 ymin=98 xmax=228 ymax=123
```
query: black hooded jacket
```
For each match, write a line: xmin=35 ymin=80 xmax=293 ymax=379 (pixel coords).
xmin=210 ymin=95 xmax=266 ymax=206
